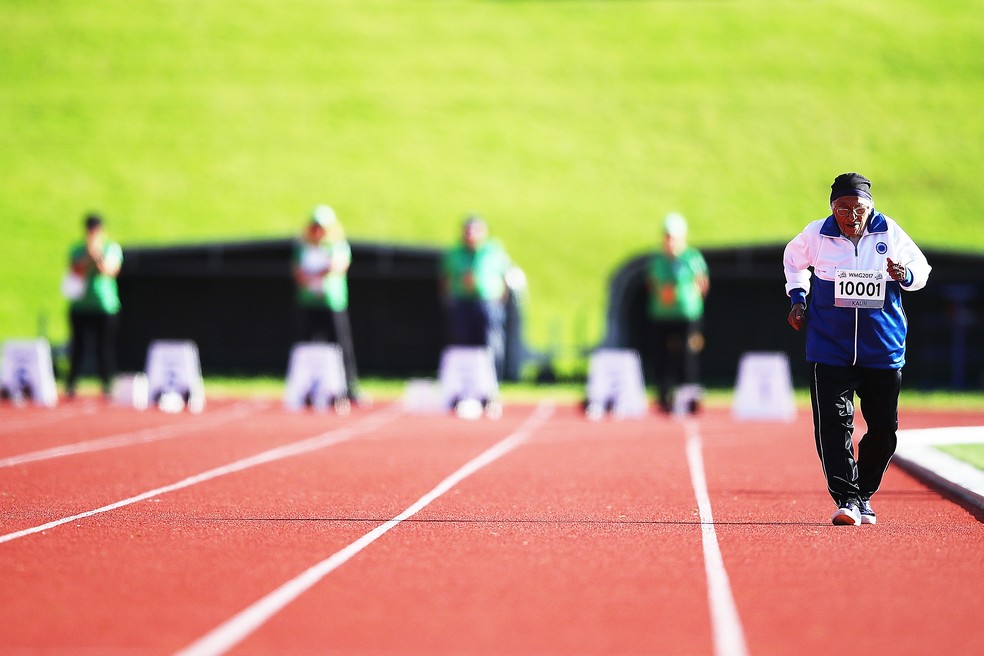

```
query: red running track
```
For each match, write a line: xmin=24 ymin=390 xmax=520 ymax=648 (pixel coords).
xmin=0 ymin=398 xmax=981 ymax=655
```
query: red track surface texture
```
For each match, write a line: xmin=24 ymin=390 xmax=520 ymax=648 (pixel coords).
xmin=1 ymin=398 xmax=982 ymax=655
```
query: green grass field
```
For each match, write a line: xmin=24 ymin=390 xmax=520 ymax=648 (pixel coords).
xmin=938 ymin=444 xmax=984 ymax=471
xmin=4 ymin=0 xmax=984 ymax=358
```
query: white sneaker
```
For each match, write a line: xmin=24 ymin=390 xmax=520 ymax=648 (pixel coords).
xmin=831 ymin=502 xmax=861 ymax=526
xmin=859 ymin=499 xmax=877 ymax=525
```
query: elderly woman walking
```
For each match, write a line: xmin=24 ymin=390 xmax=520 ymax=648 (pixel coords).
xmin=784 ymin=173 xmax=931 ymax=526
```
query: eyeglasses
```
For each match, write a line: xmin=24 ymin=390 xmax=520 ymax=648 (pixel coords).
xmin=833 ymin=206 xmax=870 ymax=219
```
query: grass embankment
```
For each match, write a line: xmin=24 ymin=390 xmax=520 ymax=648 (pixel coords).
xmin=3 ymin=0 xmax=984 ymax=362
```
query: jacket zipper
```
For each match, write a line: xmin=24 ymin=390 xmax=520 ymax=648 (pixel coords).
xmin=851 ymin=239 xmax=860 ymax=365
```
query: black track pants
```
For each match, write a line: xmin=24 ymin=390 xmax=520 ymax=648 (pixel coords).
xmin=67 ymin=310 xmax=119 ymax=394
xmin=299 ymin=307 xmax=361 ymax=397
xmin=809 ymin=363 xmax=902 ymax=506
xmin=650 ymin=319 xmax=701 ymax=411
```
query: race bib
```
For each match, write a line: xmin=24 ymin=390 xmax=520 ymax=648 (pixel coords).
xmin=834 ymin=269 xmax=886 ymax=309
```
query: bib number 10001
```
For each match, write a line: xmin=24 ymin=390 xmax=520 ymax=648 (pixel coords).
xmin=834 ymin=269 xmax=886 ymax=309
xmin=839 ymin=279 xmax=882 ymax=298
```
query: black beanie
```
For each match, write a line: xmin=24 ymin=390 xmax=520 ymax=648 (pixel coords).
xmin=830 ymin=173 xmax=873 ymax=203
xmin=84 ymin=212 xmax=104 ymax=231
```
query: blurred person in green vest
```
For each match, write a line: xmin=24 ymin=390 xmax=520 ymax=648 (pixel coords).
xmin=292 ymin=205 xmax=365 ymax=405
xmin=441 ymin=214 xmax=512 ymax=379
xmin=646 ymin=213 xmax=709 ymax=413
xmin=65 ymin=212 xmax=123 ymax=399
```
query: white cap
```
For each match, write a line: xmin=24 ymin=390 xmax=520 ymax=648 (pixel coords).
xmin=310 ymin=205 xmax=337 ymax=227
xmin=663 ymin=212 xmax=687 ymax=237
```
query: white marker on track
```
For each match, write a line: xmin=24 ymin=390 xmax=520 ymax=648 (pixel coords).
xmin=684 ymin=420 xmax=749 ymax=656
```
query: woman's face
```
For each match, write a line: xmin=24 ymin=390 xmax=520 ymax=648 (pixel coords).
xmin=831 ymin=195 xmax=872 ymax=238
xmin=463 ymin=222 xmax=487 ymax=249
xmin=306 ymin=223 xmax=326 ymax=242
xmin=86 ymin=225 xmax=104 ymax=243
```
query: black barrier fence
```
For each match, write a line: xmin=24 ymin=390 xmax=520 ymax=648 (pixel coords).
xmin=110 ymin=239 xmax=981 ymax=390
xmin=115 ymin=239 xmax=529 ymax=380
xmin=602 ymin=245 xmax=984 ymax=390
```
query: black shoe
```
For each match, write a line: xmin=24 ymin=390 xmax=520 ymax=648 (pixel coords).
xmin=831 ymin=500 xmax=861 ymax=526
xmin=859 ymin=499 xmax=877 ymax=525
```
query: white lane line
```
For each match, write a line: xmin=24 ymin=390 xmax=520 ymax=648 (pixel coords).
xmin=684 ymin=420 xmax=749 ymax=656
xmin=176 ymin=402 xmax=556 ymax=656
xmin=0 ymin=400 xmax=270 ymax=468
xmin=897 ymin=425 xmax=984 ymax=446
xmin=0 ymin=406 xmax=402 ymax=546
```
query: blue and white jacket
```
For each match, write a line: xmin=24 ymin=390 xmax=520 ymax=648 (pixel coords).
xmin=783 ymin=211 xmax=931 ymax=369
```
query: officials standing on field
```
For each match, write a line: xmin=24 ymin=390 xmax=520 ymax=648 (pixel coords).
xmin=441 ymin=215 xmax=513 ymax=380
xmin=646 ymin=213 xmax=709 ymax=414
xmin=292 ymin=205 xmax=364 ymax=405
xmin=65 ymin=213 xmax=123 ymax=400
xmin=784 ymin=172 xmax=931 ymax=526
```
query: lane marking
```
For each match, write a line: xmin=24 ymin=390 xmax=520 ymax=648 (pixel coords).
xmin=176 ymin=402 xmax=556 ymax=656
xmin=684 ymin=420 xmax=749 ymax=656
xmin=0 ymin=406 xmax=402 ymax=545
xmin=0 ymin=400 xmax=271 ymax=468
xmin=897 ymin=425 xmax=984 ymax=446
